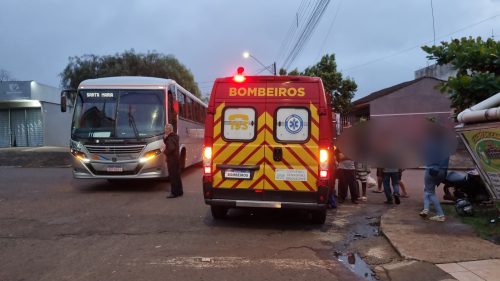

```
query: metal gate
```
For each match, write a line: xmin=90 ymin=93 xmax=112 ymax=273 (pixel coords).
xmin=0 ymin=108 xmax=43 ymax=147
xmin=26 ymin=108 xmax=43 ymax=146
xmin=0 ymin=110 xmax=9 ymax=148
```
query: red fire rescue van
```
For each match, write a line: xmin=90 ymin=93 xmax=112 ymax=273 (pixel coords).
xmin=202 ymin=68 xmax=335 ymax=224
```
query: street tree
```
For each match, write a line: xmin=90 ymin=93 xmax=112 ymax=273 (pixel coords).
xmin=422 ymin=37 xmax=500 ymax=113
xmin=279 ymin=68 xmax=300 ymax=76
xmin=302 ymin=54 xmax=357 ymax=115
xmin=0 ymin=69 xmax=15 ymax=82
xmin=60 ymin=50 xmax=201 ymax=97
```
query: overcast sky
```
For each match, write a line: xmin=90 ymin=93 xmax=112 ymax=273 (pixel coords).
xmin=0 ymin=0 xmax=498 ymax=100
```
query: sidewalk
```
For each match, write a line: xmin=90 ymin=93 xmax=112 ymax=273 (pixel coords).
xmin=0 ymin=146 xmax=71 ymax=167
xmin=378 ymin=170 xmax=500 ymax=281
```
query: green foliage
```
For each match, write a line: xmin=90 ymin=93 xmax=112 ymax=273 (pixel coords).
xmin=279 ymin=68 xmax=300 ymax=76
xmin=60 ymin=50 xmax=201 ymax=97
xmin=301 ymin=54 xmax=357 ymax=114
xmin=0 ymin=68 xmax=15 ymax=81
xmin=443 ymin=205 xmax=500 ymax=242
xmin=422 ymin=37 xmax=500 ymax=113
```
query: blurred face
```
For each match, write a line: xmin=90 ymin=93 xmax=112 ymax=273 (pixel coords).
xmin=166 ymin=125 xmax=173 ymax=135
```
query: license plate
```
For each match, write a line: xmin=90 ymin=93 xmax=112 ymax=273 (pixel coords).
xmin=275 ymin=169 xmax=307 ymax=181
xmin=106 ymin=165 xmax=123 ymax=172
xmin=225 ymin=169 xmax=251 ymax=179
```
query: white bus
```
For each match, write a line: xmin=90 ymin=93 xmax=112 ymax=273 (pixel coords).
xmin=61 ymin=76 xmax=206 ymax=179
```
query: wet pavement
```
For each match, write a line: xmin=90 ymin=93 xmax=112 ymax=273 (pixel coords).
xmin=0 ymin=146 xmax=71 ymax=167
xmin=0 ymin=147 xmax=500 ymax=281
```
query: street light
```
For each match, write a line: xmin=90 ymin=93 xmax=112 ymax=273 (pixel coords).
xmin=242 ymin=51 xmax=276 ymax=75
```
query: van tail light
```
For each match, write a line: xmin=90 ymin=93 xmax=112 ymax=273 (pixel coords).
xmin=203 ymin=146 xmax=212 ymax=176
xmin=319 ymin=148 xmax=329 ymax=179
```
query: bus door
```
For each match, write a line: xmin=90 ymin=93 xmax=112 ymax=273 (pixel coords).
xmin=168 ymin=84 xmax=178 ymax=133
xmin=211 ymin=82 xmax=266 ymax=200
xmin=263 ymin=82 xmax=320 ymax=200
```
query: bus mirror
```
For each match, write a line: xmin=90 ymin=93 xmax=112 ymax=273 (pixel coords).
xmin=61 ymin=95 xmax=67 ymax=112
xmin=60 ymin=89 xmax=76 ymax=112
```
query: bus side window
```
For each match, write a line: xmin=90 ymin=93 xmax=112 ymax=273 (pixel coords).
xmin=186 ymin=96 xmax=193 ymax=120
xmin=194 ymin=102 xmax=199 ymax=122
xmin=194 ymin=101 xmax=200 ymax=122
xmin=168 ymin=88 xmax=178 ymax=133
xmin=177 ymin=90 xmax=185 ymax=118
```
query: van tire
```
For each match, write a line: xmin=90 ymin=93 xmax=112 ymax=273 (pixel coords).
xmin=311 ymin=209 xmax=326 ymax=224
xmin=211 ymin=206 xmax=228 ymax=219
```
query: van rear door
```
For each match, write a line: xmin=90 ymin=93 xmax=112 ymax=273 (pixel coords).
xmin=211 ymin=82 xmax=266 ymax=199
xmin=263 ymin=82 xmax=320 ymax=201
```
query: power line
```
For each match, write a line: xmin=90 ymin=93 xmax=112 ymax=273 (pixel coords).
xmin=315 ymin=0 xmax=342 ymax=61
xmin=275 ymin=0 xmax=309 ymax=64
xmin=343 ymin=13 xmax=500 ymax=72
xmin=276 ymin=0 xmax=323 ymax=67
xmin=281 ymin=0 xmax=328 ymax=69
xmin=281 ymin=0 xmax=331 ymax=70
xmin=430 ymin=0 xmax=436 ymax=45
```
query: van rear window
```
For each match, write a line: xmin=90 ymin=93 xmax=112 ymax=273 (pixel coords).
xmin=223 ymin=107 xmax=256 ymax=141
xmin=275 ymin=107 xmax=309 ymax=142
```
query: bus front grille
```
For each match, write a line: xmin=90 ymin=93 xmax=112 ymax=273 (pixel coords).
xmin=85 ymin=145 xmax=146 ymax=155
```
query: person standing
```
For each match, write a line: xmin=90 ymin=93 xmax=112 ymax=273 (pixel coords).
xmin=398 ymin=169 xmax=409 ymax=198
xmin=164 ymin=124 xmax=183 ymax=198
xmin=382 ymin=168 xmax=401 ymax=204
xmin=420 ymin=126 xmax=450 ymax=221
xmin=372 ymin=168 xmax=384 ymax=193
xmin=337 ymin=149 xmax=359 ymax=204
xmin=355 ymin=161 xmax=370 ymax=201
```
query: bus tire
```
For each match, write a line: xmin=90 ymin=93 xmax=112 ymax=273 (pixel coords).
xmin=311 ymin=209 xmax=326 ymax=224
xmin=211 ymin=206 xmax=228 ymax=219
xmin=180 ymin=149 xmax=186 ymax=171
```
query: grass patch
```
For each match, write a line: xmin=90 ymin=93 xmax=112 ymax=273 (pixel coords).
xmin=443 ymin=203 xmax=499 ymax=242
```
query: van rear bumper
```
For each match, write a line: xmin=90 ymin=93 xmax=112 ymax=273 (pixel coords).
xmin=203 ymin=182 xmax=329 ymax=210
xmin=205 ymin=198 xmax=326 ymax=210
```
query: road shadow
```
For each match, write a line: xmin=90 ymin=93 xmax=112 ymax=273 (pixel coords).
xmin=72 ymin=178 xmax=166 ymax=193
xmin=203 ymin=207 xmax=334 ymax=232
xmin=72 ymin=163 xmax=201 ymax=193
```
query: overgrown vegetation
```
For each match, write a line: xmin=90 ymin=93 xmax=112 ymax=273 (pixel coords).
xmin=60 ymin=49 xmax=200 ymax=97
xmin=422 ymin=37 xmax=500 ymax=114
xmin=443 ymin=203 xmax=500 ymax=243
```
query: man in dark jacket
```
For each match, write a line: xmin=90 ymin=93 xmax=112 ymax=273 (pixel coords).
xmin=164 ymin=124 xmax=183 ymax=198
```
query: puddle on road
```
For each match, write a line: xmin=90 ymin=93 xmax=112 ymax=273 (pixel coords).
xmin=330 ymin=215 xmax=382 ymax=280
xmin=334 ymin=252 xmax=377 ymax=281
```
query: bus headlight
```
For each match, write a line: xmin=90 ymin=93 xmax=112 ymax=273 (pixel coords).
xmin=71 ymin=149 xmax=90 ymax=163
xmin=140 ymin=149 xmax=162 ymax=163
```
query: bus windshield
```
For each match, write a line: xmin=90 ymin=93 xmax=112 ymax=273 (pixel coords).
xmin=71 ymin=90 xmax=165 ymax=139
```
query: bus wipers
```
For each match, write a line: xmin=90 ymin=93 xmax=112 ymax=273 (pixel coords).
xmin=128 ymin=105 xmax=140 ymax=140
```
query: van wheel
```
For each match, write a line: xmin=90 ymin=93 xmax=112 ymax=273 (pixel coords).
xmin=180 ymin=149 xmax=186 ymax=171
xmin=311 ymin=209 xmax=326 ymax=224
xmin=211 ymin=206 xmax=228 ymax=219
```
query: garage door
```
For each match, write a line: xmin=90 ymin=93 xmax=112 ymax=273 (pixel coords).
xmin=0 ymin=110 xmax=9 ymax=148
xmin=26 ymin=108 xmax=43 ymax=146
xmin=10 ymin=109 xmax=28 ymax=147
xmin=4 ymin=108 xmax=44 ymax=147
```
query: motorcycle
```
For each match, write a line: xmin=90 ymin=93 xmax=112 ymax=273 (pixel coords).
xmin=441 ymin=169 xmax=493 ymax=216
xmin=441 ymin=169 xmax=491 ymax=203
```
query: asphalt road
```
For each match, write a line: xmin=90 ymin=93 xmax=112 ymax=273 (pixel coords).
xmin=0 ymin=165 xmax=393 ymax=281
